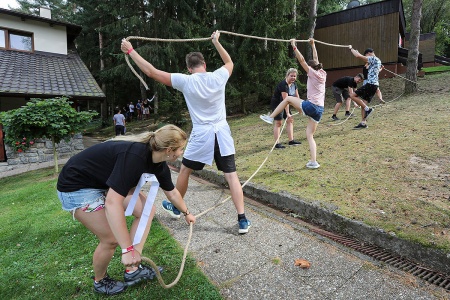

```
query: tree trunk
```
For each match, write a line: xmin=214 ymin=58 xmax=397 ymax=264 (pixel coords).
xmin=405 ymin=0 xmax=423 ymax=94
xmin=306 ymin=0 xmax=317 ymax=61
xmin=98 ymin=28 xmax=108 ymax=117
xmin=52 ymin=136 xmax=58 ymax=174
xmin=240 ymin=96 xmax=246 ymax=115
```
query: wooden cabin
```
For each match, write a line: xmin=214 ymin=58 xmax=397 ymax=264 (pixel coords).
xmin=313 ymin=0 xmax=417 ymax=86
xmin=405 ymin=33 xmax=438 ymax=67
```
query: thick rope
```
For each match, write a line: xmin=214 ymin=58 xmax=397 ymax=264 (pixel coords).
xmin=124 ymin=31 xmax=351 ymax=89
xmin=141 ymin=222 xmax=193 ymax=289
xmin=383 ymin=68 xmax=418 ymax=84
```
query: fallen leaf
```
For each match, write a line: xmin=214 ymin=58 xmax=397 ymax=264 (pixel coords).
xmin=294 ymin=258 xmax=311 ymax=269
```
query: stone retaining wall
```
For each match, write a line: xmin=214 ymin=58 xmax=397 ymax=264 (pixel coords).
xmin=0 ymin=134 xmax=84 ymax=173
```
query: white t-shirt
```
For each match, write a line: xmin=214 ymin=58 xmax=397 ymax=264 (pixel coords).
xmin=113 ymin=113 xmax=125 ymax=126
xmin=171 ymin=67 xmax=235 ymax=165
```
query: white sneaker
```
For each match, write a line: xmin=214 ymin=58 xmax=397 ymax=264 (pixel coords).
xmin=306 ymin=161 xmax=320 ymax=169
xmin=260 ymin=114 xmax=274 ymax=124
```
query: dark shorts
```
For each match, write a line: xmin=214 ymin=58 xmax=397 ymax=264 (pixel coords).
xmin=115 ymin=125 xmax=125 ymax=135
xmin=182 ymin=135 xmax=237 ymax=173
xmin=332 ymin=86 xmax=350 ymax=103
xmin=270 ymin=98 xmax=291 ymax=121
xmin=355 ymin=83 xmax=378 ymax=102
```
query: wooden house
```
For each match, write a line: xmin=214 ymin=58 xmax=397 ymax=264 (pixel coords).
xmin=313 ymin=0 xmax=418 ymax=86
xmin=405 ymin=32 xmax=438 ymax=67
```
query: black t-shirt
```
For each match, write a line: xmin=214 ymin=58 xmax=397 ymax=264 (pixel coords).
xmin=332 ymin=76 xmax=357 ymax=89
xmin=363 ymin=66 xmax=368 ymax=80
xmin=272 ymin=80 xmax=297 ymax=102
xmin=57 ymin=141 xmax=174 ymax=197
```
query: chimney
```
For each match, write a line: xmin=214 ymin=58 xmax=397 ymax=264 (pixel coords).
xmin=39 ymin=6 xmax=51 ymax=19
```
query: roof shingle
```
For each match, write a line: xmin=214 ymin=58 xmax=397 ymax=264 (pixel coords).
xmin=0 ymin=49 xmax=105 ymax=99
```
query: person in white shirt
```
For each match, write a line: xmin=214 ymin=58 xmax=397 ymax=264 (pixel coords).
xmin=120 ymin=31 xmax=251 ymax=234
xmin=128 ymin=102 xmax=135 ymax=121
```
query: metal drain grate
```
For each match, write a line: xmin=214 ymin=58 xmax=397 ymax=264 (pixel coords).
xmin=309 ymin=227 xmax=450 ymax=292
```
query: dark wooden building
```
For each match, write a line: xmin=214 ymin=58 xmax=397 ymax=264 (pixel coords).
xmin=405 ymin=32 xmax=437 ymax=67
xmin=313 ymin=0 xmax=415 ymax=86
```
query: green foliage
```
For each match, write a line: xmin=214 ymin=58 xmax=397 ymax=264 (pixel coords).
xmin=0 ymin=97 xmax=97 ymax=152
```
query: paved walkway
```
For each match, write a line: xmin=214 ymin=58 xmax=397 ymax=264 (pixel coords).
xmin=155 ymin=172 xmax=447 ymax=299
xmin=1 ymin=137 xmax=448 ymax=299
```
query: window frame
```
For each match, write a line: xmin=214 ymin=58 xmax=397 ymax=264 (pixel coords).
xmin=0 ymin=27 xmax=34 ymax=53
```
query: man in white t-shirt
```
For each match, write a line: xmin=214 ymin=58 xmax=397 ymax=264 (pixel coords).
xmin=128 ymin=102 xmax=135 ymax=121
xmin=121 ymin=31 xmax=251 ymax=234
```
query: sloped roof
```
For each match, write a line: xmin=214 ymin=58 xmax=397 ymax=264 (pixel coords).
xmin=0 ymin=49 xmax=105 ymax=99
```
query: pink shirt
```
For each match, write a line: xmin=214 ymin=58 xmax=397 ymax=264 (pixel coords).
xmin=306 ymin=67 xmax=327 ymax=107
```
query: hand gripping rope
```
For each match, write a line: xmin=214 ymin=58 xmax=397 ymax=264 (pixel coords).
xmin=123 ymin=30 xmax=420 ymax=287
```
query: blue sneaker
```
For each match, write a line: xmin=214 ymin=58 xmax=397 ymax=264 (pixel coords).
xmin=161 ymin=200 xmax=181 ymax=219
xmin=238 ymin=219 xmax=251 ymax=234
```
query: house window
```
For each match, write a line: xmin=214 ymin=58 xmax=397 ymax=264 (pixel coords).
xmin=0 ymin=28 xmax=34 ymax=52
xmin=10 ymin=32 xmax=33 ymax=51
xmin=0 ymin=29 xmax=5 ymax=48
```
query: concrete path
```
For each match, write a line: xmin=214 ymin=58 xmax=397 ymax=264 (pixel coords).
xmin=155 ymin=172 xmax=447 ymax=300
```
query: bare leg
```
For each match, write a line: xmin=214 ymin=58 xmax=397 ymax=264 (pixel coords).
xmin=345 ymin=98 xmax=351 ymax=112
xmin=361 ymin=99 xmax=369 ymax=123
xmin=377 ymin=88 xmax=384 ymax=103
xmin=224 ymin=171 xmax=245 ymax=214
xmin=349 ymin=92 xmax=368 ymax=109
xmin=269 ymin=96 xmax=303 ymax=118
xmin=333 ymin=102 xmax=342 ymax=115
xmin=273 ymin=120 xmax=282 ymax=143
xmin=176 ymin=164 xmax=193 ymax=198
xmin=286 ymin=118 xmax=294 ymax=141
xmin=305 ymin=119 xmax=318 ymax=162
xmin=74 ymin=208 xmax=118 ymax=281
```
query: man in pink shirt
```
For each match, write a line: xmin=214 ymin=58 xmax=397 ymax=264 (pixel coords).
xmin=260 ymin=38 xmax=326 ymax=169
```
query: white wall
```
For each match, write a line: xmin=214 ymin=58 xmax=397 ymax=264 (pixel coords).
xmin=0 ymin=13 xmax=67 ymax=55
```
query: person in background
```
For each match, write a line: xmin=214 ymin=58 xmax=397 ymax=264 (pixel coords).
xmin=348 ymin=47 xmax=378 ymax=129
xmin=260 ymin=38 xmax=326 ymax=169
xmin=362 ymin=62 xmax=385 ymax=104
xmin=128 ymin=101 xmax=135 ymax=121
xmin=136 ymin=100 xmax=142 ymax=120
xmin=269 ymin=68 xmax=302 ymax=149
xmin=331 ymin=73 xmax=364 ymax=121
xmin=113 ymin=108 xmax=126 ymax=136
xmin=142 ymin=99 xmax=150 ymax=120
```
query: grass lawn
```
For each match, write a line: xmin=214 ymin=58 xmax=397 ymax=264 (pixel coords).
xmin=0 ymin=168 xmax=222 ymax=299
xmin=86 ymin=72 xmax=450 ymax=253
xmin=225 ymin=72 xmax=450 ymax=252
xmin=422 ymin=65 xmax=450 ymax=73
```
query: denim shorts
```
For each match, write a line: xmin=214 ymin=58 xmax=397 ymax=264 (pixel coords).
xmin=57 ymin=188 xmax=107 ymax=212
xmin=301 ymin=100 xmax=324 ymax=123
